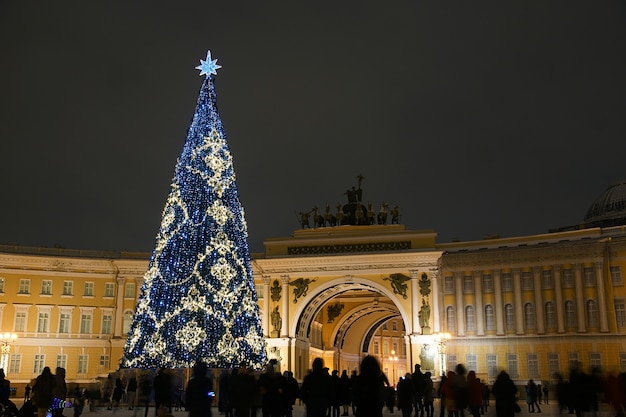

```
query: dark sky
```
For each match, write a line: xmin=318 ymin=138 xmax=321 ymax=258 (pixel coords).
xmin=2 ymin=1 xmax=626 ymax=254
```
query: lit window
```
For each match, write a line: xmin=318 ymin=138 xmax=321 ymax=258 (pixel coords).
xmin=615 ymin=299 xmax=626 ymax=328
xmin=33 ymin=354 xmax=45 ymax=374
xmin=482 ymin=274 xmax=493 ymax=292
xmin=505 ymin=304 xmax=514 ymax=331
xmin=548 ymin=353 xmax=560 ymax=378
xmin=56 ymin=354 xmax=67 ymax=369
xmin=589 ymin=352 xmax=601 ymax=369
xmin=565 ymin=301 xmax=577 ymax=328
xmin=562 ymin=269 xmax=574 ymax=288
xmin=446 ymin=306 xmax=456 ymax=332
xmin=507 ymin=354 xmax=518 ymax=378
xmin=444 ymin=276 xmax=454 ymax=293
xmin=568 ymin=352 xmax=579 ymax=369
xmin=63 ymin=281 xmax=73 ymax=296
xmin=9 ymin=354 xmax=21 ymax=374
xmin=125 ymin=283 xmax=136 ymax=298
xmin=100 ymin=355 xmax=110 ymax=369
xmin=542 ymin=270 xmax=554 ymax=289
xmin=59 ymin=313 xmax=70 ymax=333
xmin=527 ymin=353 xmax=539 ymax=378
xmin=392 ymin=321 xmax=397 ymax=331
xmin=80 ymin=313 xmax=92 ymax=334
xmin=466 ymin=354 xmax=477 ymax=372
xmin=14 ymin=312 xmax=27 ymax=332
xmin=123 ymin=311 xmax=133 ymax=334
xmin=545 ymin=302 xmax=556 ymax=329
xmin=19 ymin=279 xmax=30 ymax=294
xmin=502 ymin=273 xmax=513 ymax=292
xmin=522 ymin=272 xmax=533 ymax=290
xmin=487 ymin=354 xmax=497 ymax=378
xmin=465 ymin=306 xmax=475 ymax=332
xmin=37 ymin=312 xmax=50 ymax=333
xmin=485 ymin=305 xmax=495 ymax=331
xmin=524 ymin=303 xmax=536 ymax=330
xmin=102 ymin=314 xmax=113 ymax=334
xmin=583 ymin=267 xmax=596 ymax=287
xmin=78 ymin=355 xmax=88 ymax=374
xmin=84 ymin=282 xmax=94 ymax=296
xmin=0 ymin=277 xmax=4 ymax=293
xmin=611 ymin=266 xmax=623 ymax=286
xmin=587 ymin=300 xmax=598 ymax=328
xmin=463 ymin=275 xmax=473 ymax=293
xmin=41 ymin=280 xmax=52 ymax=295
xmin=104 ymin=283 xmax=115 ymax=297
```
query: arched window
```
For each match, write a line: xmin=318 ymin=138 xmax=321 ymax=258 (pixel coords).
xmin=545 ymin=301 xmax=556 ymax=329
xmin=524 ymin=303 xmax=536 ymax=330
xmin=565 ymin=301 xmax=577 ymax=329
xmin=446 ymin=306 xmax=456 ymax=333
xmin=485 ymin=305 xmax=495 ymax=331
xmin=586 ymin=300 xmax=598 ymax=328
xmin=465 ymin=305 xmax=475 ymax=332
xmin=505 ymin=304 xmax=514 ymax=331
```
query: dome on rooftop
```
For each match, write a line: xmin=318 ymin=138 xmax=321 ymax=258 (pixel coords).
xmin=584 ymin=180 xmax=626 ymax=226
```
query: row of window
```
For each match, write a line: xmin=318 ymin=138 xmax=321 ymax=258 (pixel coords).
xmin=0 ymin=278 xmax=137 ymax=298
xmin=6 ymin=353 xmax=109 ymax=375
xmin=11 ymin=308 xmax=134 ymax=334
xmin=448 ymin=350 xmax=620 ymax=380
xmin=444 ymin=266 xmax=623 ymax=294
xmin=445 ymin=298 xmax=626 ymax=333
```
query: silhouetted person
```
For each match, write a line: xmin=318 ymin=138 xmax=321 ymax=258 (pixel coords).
xmin=258 ymin=359 xmax=284 ymax=417
xmin=0 ymin=369 xmax=19 ymax=415
xmin=231 ymin=363 xmax=257 ymax=417
xmin=491 ymin=371 xmax=517 ymax=417
xmin=185 ymin=362 xmax=213 ymax=417
xmin=53 ymin=367 xmax=67 ymax=417
xmin=355 ymin=355 xmax=386 ymax=417
xmin=154 ymin=368 xmax=173 ymax=416
xmin=33 ymin=366 xmax=56 ymax=417
xmin=301 ymin=358 xmax=331 ymax=417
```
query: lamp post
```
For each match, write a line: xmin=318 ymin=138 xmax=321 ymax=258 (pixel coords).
xmin=389 ymin=350 xmax=398 ymax=386
xmin=434 ymin=332 xmax=450 ymax=377
xmin=0 ymin=333 xmax=17 ymax=372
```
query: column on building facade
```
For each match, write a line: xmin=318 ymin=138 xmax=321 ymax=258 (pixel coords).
xmin=473 ymin=271 xmax=484 ymax=336
xmin=410 ymin=270 xmax=420 ymax=334
xmin=553 ymin=265 xmax=566 ymax=333
xmin=533 ymin=267 xmax=546 ymax=334
xmin=114 ymin=276 xmax=126 ymax=337
xmin=431 ymin=269 xmax=441 ymax=334
xmin=454 ymin=272 xmax=465 ymax=336
xmin=573 ymin=264 xmax=586 ymax=333
xmin=594 ymin=262 xmax=610 ymax=332
xmin=493 ymin=270 xmax=505 ymax=335
xmin=281 ymin=275 xmax=290 ymax=337
xmin=262 ymin=275 xmax=271 ymax=337
xmin=513 ymin=269 xmax=524 ymax=335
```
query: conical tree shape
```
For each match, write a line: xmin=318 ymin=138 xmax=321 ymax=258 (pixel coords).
xmin=122 ymin=51 xmax=267 ymax=369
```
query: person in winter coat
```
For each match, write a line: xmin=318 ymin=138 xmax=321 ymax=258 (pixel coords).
xmin=467 ymin=371 xmax=483 ymax=417
xmin=355 ymin=355 xmax=387 ymax=417
xmin=185 ymin=362 xmax=213 ymax=417
xmin=301 ymin=358 xmax=332 ymax=417
xmin=33 ymin=367 xmax=56 ymax=417
xmin=422 ymin=372 xmax=434 ymax=417
xmin=491 ymin=371 xmax=518 ymax=417
xmin=396 ymin=374 xmax=413 ymax=417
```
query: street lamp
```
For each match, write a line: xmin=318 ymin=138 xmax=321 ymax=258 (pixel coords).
xmin=0 ymin=333 xmax=17 ymax=372
xmin=389 ymin=350 xmax=398 ymax=386
xmin=434 ymin=332 xmax=450 ymax=377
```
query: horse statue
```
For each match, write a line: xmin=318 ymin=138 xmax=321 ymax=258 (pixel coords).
xmin=324 ymin=204 xmax=336 ymax=227
xmin=312 ymin=206 xmax=325 ymax=228
xmin=377 ymin=202 xmax=388 ymax=225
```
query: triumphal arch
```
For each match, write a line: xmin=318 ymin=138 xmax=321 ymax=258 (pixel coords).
xmin=252 ymin=224 xmax=443 ymax=380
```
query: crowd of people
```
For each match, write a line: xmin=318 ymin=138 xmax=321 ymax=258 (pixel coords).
xmin=7 ymin=358 xmax=626 ymax=417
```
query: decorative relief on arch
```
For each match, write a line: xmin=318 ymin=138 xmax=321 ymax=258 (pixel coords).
xmin=288 ymin=278 xmax=317 ymax=303
xmin=326 ymin=303 xmax=344 ymax=323
xmin=383 ymin=273 xmax=410 ymax=299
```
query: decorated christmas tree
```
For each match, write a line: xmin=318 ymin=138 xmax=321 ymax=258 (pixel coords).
xmin=122 ymin=51 xmax=267 ymax=369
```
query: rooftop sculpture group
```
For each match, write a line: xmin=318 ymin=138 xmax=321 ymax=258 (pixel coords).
xmin=298 ymin=175 xmax=400 ymax=229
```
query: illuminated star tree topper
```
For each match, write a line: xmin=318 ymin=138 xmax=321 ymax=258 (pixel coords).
xmin=122 ymin=50 xmax=267 ymax=369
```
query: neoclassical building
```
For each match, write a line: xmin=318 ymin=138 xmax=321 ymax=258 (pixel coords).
xmin=1 ymin=180 xmax=626 ymax=392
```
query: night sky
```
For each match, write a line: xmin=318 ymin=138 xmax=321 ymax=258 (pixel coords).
xmin=2 ymin=1 xmax=626 ymax=254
